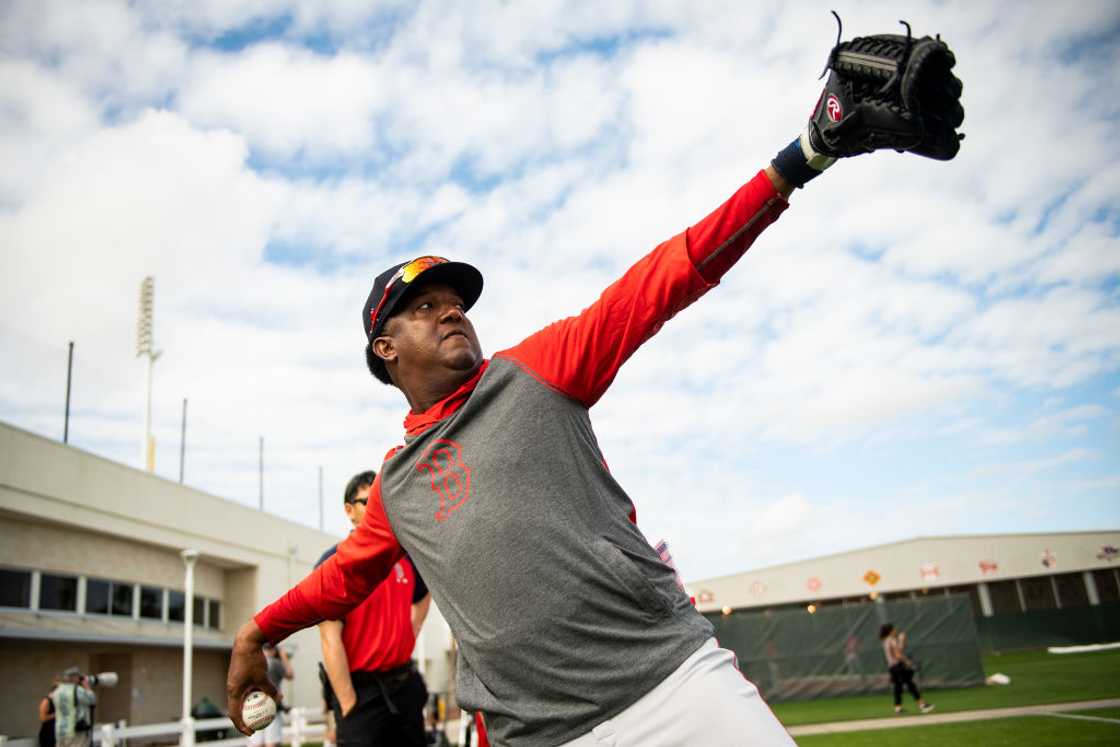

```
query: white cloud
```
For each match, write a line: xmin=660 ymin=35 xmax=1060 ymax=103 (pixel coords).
xmin=1 ymin=0 xmax=1118 ymax=576
xmin=180 ymin=44 xmax=388 ymax=159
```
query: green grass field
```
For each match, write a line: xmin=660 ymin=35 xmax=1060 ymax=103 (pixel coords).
xmin=793 ymin=714 xmax=1120 ymax=746
xmin=772 ymin=648 xmax=1120 ymax=727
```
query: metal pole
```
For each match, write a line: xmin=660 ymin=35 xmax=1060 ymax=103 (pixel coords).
xmin=318 ymin=466 xmax=324 ymax=531
xmin=258 ymin=436 xmax=264 ymax=510
xmin=179 ymin=398 xmax=187 ymax=483
xmin=64 ymin=341 xmax=73 ymax=443
xmin=180 ymin=548 xmax=199 ymax=747
xmin=144 ymin=354 xmax=153 ymax=469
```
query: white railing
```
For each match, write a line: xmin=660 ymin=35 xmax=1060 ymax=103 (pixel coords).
xmin=92 ymin=708 xmax=327 ymax=747
xmin=88 ymin=709 xmax=464 ymax=747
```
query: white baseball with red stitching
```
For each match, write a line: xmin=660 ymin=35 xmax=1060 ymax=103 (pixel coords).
xmin=241 ymin=691 xmax=277 ymax=731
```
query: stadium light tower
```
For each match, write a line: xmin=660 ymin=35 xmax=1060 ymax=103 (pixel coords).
xmin=137 ymin=277 xmax=162 ymax=471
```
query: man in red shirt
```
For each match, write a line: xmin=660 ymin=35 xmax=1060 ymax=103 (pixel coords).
xmin=318 ymin=471 xmax=432 ymax=747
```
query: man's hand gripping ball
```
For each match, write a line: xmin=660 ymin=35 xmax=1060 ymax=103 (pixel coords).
xmin=242 ymin=691 xmax=278 ymax=732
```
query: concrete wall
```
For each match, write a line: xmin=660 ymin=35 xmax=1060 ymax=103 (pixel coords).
xmin=0 ymin=639 xmax=230 ymax=738
xmin=0 ymin=421 xmax=341 ymax=737
xmin=0 ymin=514 xmax=224 ymax=598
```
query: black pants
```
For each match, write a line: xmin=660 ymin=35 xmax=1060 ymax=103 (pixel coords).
xmin=889 ymin=663 xmax=921 ymax=706
xmin=334 ymin=668 xmax=428 ymax=747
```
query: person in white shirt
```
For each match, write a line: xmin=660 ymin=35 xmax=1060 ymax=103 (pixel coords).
xmin=879 ymin=624 xmax=934 ymax=715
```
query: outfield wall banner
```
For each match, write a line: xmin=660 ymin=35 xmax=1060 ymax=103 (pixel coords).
xmin=705 ymin=594 xmax=985 ymax=702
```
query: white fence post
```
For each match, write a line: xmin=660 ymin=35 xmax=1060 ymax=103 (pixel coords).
xmin=290 ymin=709 xmax=303 ymax=747
xmin=99 ymin=722 xmax=116 ymax=747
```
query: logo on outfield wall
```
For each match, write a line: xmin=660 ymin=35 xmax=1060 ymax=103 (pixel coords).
xmin=697 ymin=590 xmax=715 ymax=604
xmin=979 ymin=560 xmax=999 ymax=575
xmin=806 ymin=577 xmax=822 ymax=593
xmin=920 ymin=562 xmax=940 ymax=581
xmin=750 ymin=581 xmax=768 ymax=597
xmin=1041 ymin=549 xmax=1056 ymax=569
xmin=1098 ymin=546 xmax=1119 ymax=562
xmin=863 ymin=569 xmax=881 ymax=587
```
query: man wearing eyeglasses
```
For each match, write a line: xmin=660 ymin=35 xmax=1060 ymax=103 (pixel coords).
xmin=316 ymin=471 xmax=432 ymax=747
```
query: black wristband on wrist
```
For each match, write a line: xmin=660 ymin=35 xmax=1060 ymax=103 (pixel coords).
xmin=771 ymin=137 xmax=823 ymax=190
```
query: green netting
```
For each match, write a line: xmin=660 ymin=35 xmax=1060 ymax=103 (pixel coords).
xmin=977 ymin=602 xmax=1120 ymax=653
xmin=704 ymin=593 xmax=985 ymax=702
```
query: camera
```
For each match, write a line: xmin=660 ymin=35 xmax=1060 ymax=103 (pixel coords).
xmin=86 ymin=672 xmax=119 ymax=687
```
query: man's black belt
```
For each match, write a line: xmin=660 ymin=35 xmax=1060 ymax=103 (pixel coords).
xmin=349 ymin=661 xmax=416 ymax=714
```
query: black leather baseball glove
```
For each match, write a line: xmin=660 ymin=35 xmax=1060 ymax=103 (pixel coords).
xmin=810 ymin=14 xmax=965 ymax=161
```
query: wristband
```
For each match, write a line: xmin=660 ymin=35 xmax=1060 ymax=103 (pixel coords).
xmin=771 ymin=125 xmax=838 ymax=189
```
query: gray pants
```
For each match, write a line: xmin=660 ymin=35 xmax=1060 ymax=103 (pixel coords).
xmin=58 ymin=733 xmax=91 ymax=747
xmin=560 ymin=638 xmax=794 ymax=746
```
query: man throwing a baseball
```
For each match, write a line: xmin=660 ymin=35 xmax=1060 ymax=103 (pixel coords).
xmin=228 ymin=21 xmax=963 ymax=747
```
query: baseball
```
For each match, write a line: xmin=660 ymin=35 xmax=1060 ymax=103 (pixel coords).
xmin=241 ymin=690 xmax=277 ymax=731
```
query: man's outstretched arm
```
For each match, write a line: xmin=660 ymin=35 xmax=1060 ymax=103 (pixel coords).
xmin=496 ymin=14 xmax=964 ymax=409
xmin=497 ymin=166 xmax=789 ymax=407
xmin=227 ymin=476 xmax=404 ymax=734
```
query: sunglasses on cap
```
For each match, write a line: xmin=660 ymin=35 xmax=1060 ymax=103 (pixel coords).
xmin=368 ymin=256 xmax=449 ymax=338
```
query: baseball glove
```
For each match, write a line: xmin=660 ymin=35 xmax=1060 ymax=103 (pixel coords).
xmin=808 ymin=13 xmax=964 ymax=161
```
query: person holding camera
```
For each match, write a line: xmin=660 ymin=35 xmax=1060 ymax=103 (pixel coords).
xmin=49 ymin=667 xmax=96 ymax=747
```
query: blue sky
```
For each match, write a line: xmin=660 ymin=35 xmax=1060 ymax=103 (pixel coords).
xmin=1 ymin=0 xmax=1117 ymax=581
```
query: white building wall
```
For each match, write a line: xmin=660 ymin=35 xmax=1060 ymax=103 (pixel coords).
xmin=0 ymin=421 xmax=453 ymax=736
xmin=688 ymin=530 xmax=1120 ymax=613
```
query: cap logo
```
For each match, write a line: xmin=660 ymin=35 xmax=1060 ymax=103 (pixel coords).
xmin=826 ymin=94 xmax=843 ymax=122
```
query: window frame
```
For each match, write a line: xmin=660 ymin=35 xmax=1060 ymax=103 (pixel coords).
xmin=39 ymin=572 xmax=80 ymax=613
xmin=0 ymin=566 xmax=33 ymax=610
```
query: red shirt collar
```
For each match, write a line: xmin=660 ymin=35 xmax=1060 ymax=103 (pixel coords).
xmin=402 ymin=360 xmax=489 ymax=438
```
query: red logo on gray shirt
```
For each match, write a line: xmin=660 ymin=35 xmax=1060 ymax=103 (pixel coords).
xmin=417 ymin=438 xmax=472 ymax=522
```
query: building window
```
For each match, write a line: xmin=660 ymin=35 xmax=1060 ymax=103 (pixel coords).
xmin=1093 ymin=569 xmax=1120 ymax=603
xmin=1020 ymin=576 xmax=1057 ymax=610
xmin=208 ymin=599 xmax=221 ymax=630
xmin=40 ymin=574 xmax=78 ymax=612
xmin=1053 ymin=573 xmax=1089 ymax=608
xmin=168 ymin=590 xmax=185 ymax=623
xmin=193 ymin=595 xmax=206 ymax=627
xmin=86 ymin=579 xmax=111 ymax=614
xmin=0 ymin=568 xmax=32 ymax=608
xmin=140 ymin=586 xmax=163 ymax=620
xmin=988 ymin=580 xmax=1021 ymax=614
xmin=113 ymin=583 xmax=134 ymax=617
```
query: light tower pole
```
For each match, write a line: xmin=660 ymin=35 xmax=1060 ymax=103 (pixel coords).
xmin=137 ymin=277 xmax=162 ymax=471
